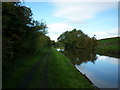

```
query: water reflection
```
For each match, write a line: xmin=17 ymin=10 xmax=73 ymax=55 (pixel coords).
xmin=75 ymin=55 xmax=119 ymax=88
xmin=63 ymin=49 xmax=119 ymax=88
xmin=56 ymin=48 xmax=64 ymax=52
xmin=64 ymin=49 xmax=97 ymax=65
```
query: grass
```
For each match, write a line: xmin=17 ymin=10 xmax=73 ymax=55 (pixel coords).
xmin=3 ymin=47 xmax=96 ymax=88
xmin=3 ymin=48 xmax=49 ymax=88
xmin=96 ymin=37 xmax=120 ymax=57
xmin=48 ymin=47 xmax=95 ymax=88
xmin=27 ymin=48 xmax=50 ymax=88
xmin=97 ymin=37 xmax=119 ymax=45
xmin=3 ymin=55 xmax=40 ymax=88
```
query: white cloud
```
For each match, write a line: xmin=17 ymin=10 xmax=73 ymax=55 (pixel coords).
xmin=47 ymin=24 xmax=119 ymax=41
xmin=47 ymin=23 xmax=74 ymax=41
xmin=52 ymin=2 xmax=117 ymax=24
xmin=98 ymin=55 xmax=119 ymax=64
xmin=93 ymin=28 xmax=119 ymax=39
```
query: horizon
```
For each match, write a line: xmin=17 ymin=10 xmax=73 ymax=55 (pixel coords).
xmin=24 ymin=2 xmax=119 ymax=41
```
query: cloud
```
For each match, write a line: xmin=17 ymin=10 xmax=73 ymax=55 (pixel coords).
xmin=52 ymin=2 xmax=117 ymax=24
xmin=93 ymin=28 xmax=119 ymax=39
xmin=98 ymin=55 xmax=119 ymax=64
xmin=47 ymin=23 xmax=74 ymax=41
xmin=47 ymin=24 xmax=119 ymax=41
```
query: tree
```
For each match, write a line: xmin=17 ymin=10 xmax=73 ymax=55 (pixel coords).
xmin=2 ymin=2 xmax=51 ymax=61
xmin=51 ymin=40 xmax=56 ymax=47
xmin=57 ymin=29 xmax=97 ymax=50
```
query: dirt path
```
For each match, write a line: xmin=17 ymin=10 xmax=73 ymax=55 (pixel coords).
xmin=40 ymin=49 xmax=50 ymax=88
xmin=19 ymin=49 xmax=50 ymax=88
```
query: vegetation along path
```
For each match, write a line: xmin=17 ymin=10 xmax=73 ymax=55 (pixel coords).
xmin=3 ymin=47 xmax=96 ymax=88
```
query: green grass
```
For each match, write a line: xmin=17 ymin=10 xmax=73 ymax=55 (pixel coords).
xmin=27 ymin=48 xmax=50 ymax=88
xmin=97 ymin=37 xmax=119 ymax=45
xmin=48 ymin=47 xmax=95 ymax=88
xmin=3 ymin=55 xmax=41 ymax=88
xmin=3 ymin=48 xmax=49 ymax=88
xmin=3 ymin=47 xmax=95 ymax=88
xmin=96 ymin=37 xmax=120 ymax=57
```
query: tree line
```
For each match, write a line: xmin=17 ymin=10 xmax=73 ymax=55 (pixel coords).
xmin=3 ymin=2 xmax=97 ymax=61
xmin=3 ymin=2 xmax=51 ymax=61
xmin=57 ymin=29 xmax=97 ymax=50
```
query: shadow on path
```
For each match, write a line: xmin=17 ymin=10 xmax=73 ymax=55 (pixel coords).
xmin=19 ymin=49 xmax=50 ymax=88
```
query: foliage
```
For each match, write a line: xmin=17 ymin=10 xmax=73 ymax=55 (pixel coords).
xmin=2 ymin=2 xmax=51 ymax=61
xmin=55 ymin=41 xmax=65 ymax=49
xmin=57 ymin=29 xmax=97 ymax=50
xmin=51 ymin=40 xmax=56 ymax=47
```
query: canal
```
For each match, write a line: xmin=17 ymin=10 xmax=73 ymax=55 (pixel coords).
xmin=57 ymin=48 xmax=119 ymax=88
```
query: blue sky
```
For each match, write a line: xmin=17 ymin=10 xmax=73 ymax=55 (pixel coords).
xmin=24 ymin=2 xmax=118 ymax=41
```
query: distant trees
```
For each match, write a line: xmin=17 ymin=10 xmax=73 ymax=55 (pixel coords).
xmin=51 ymin=40 xmax=56 ymax=47
xmin=57 ymin=29 xmax=97 ymax=50
xmin=2 ymin=2 xmax=51 ymax=61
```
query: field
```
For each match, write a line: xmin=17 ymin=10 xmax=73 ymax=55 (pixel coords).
xmin=96 ymin=37 xmax=120 ymax=57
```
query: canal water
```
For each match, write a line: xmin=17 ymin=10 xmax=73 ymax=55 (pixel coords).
xmin=75 ymin=54 xmax=119 ymax=88
xmin=57 ymin=48 xmax=119 ymax=88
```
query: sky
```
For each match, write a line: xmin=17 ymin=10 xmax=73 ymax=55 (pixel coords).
xmin=24 ymin=1 xmax=119 ymax=41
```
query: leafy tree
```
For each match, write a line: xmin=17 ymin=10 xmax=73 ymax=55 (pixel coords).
xmin=57 ymin=29 xmax=97 ymax=50
xmin=2 ymin=2 xmax=51 ymax=61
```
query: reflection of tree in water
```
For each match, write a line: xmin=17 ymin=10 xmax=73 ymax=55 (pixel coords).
xmin=64 ymin=49 xmax=97 ymax=65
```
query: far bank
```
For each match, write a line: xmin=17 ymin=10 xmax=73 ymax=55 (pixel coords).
xmin=96 ymin=37 xmax=120 ymax=58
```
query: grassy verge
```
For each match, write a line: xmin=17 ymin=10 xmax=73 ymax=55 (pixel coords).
xmin=3 ymin=47 xmax=49 ymax=88
xmin=48 ymin=47 xmax=95 ymax=88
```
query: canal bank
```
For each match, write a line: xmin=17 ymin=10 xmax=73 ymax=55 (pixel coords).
xmin=56 ymin=48 xmax=99 ymax=89
xmin=3 ymin=47 xmax=96 ymax=88
xmin=47 ymin=47 xmax=96 ymax=88
xmin=74 ymin=66 xmax=99 ymax=89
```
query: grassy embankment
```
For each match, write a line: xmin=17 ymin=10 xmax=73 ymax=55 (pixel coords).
xmin=47 ymin=47 xmax=94 ymax=88
xmin=96 ymin=37 xmax=120 ymax=57
xmin=3 ymin=47 xmax=95 ymax=88
xmin=3 ymin=48 xmax=49 ymax=88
